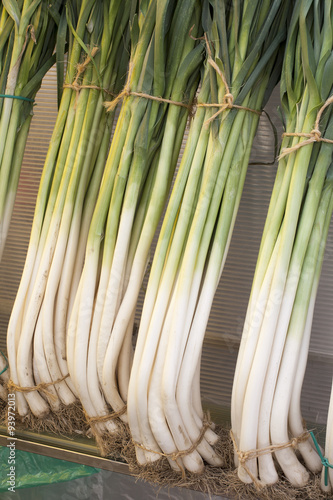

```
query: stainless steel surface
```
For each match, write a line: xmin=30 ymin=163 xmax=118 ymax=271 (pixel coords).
xmin=0 ymin=429 xmax=130 ymax=474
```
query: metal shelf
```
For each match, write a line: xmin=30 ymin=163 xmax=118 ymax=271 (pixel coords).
xmin=0 ymin=426 xmax=130 ymax=474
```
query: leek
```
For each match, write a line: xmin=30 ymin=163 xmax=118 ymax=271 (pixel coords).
xmin=67 ymin=0 xmax=204 ymax=447
xmin=231 ymin=0 xmax=333 ymax=486
xmin=6 ymin=0 xmax=134 ymax=420
xmin=127 ymin=0 xmax=291 ymax=475
xmin=0 ymin=0 xmax=64 ymax=261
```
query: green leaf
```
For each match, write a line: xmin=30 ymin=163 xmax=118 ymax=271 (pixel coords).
xmin=47 ymin=0 xmax=62 ymax=25
xmin=214 ymin=1 xmax=230 ymax=84
xmin=66 ymin=4 xmax=102 ymax=88
xmin=130 ymin=13 xmax=139 ymax=51
xmin=2 ymin=0 xmax=21 ymax=28
xmin=0 ymin=15 xmax=14 ymax=52
xmin=19 ymin=0 xmax=42 ymax=35
xmin=139 ymin=0 xmax=150 ymax=19
xmin=320 ymin=51 xmax=333 ymax=101
xmin=56 ymin=7 xmax=68 ymax=108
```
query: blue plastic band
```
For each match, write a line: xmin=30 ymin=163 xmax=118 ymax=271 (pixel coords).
xmin=0 ymin=94 xmax=34 ymax=103
xmin=0 ymin=351 xmax=9 ymax=376
xmin=310 ymin=431 xmax=333 ymax=486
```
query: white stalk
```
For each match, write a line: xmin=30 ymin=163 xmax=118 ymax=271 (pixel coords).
xmin=160 ymin=269 xmax=221 ymax=468
xmin=288 ymin=286 xmax=323 ymax=470
xmin=148 ymin=289 xmax=187 ymax=471
xmin=126 ymin=131 xmax=207 ymax=463
xmin=191 ymin=357 xmax=204 ymax=422
xmin=270 ymin=179 xmax=333 ymax=483
xmin=126 ymin=81 xmax=210 ymax=460
xmin=117 ymin=311 xmax=135 ymax=403
xmin=132 ymin=281 xmax=176 ymax=464
xmin=71 ymin=245 xmax=119 ymax=433
xmin=15 ymin=215 xmax=62 ymax=417
xmin=53 ymin=206 xmax=81 ymax=397
xmin=32 ymin=356 xmax=41 ymax=389
xmin=22 ymin=94 xmax=77 ymax=319
xmin=42 ymin=201 xmax=77 ymax=405
xmin=101 ymin=209 xmax=136 ymax=415
xmin=269 ymin=332 xmax=311 ymax=486
xmin=33 ymin=311 xmax=60 ymax=411
xmin=66 ymin=274 xmax=83 ymax=386
xmin=231 ymin=232 xmax=281 ymax=463
xmin=257 ymin=211 xmax=323 ymax=481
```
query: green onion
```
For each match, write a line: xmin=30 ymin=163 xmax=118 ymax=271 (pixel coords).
xmin=67 ymin=0 xmax=204 ymax=447
xmin=0 ymin=0 xmax=64 ymax=261
xmin=6 ymin=0 xmax=134 ymax=420
xmin=231 ymin=0 xmax=333 ymax=486
xmin=127 ymin=0 xmax=291 ymax=474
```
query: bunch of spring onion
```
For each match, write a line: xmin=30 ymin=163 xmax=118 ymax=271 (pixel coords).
xmin=0 ymin=0 xmax=64 ymax=262
xmin=6 ymin=0 xmax=135 ymax=423
xmin=231 ymin=0 xmax=333 ymax=487
xmin=66 ymin=0 xmax=204 ymax=447
xmin=126 ymin=0 xmax=291 ymax=475
xmin=0 ymin=0 xmax=64 ymax=398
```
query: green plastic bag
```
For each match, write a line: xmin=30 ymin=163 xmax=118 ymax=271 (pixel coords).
xmin=0 ymin=445 xmax=99 ymax=492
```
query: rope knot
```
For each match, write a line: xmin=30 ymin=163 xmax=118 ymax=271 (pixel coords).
xmin=290 ymin=437 xmax=298 ymax=449
xmin=70 ymin=82 xmax=81 ymax=93
xmin=279 ymin=95 xmax=333 ymax=159
xmin=238 ymin=451 xmax=247 ymax=464
xmin=223 ymin=92 xmax=234 ymax=108
xmin=311 ymin=128 xmax=322 ymax=142
xmin=170 ymin=452 xmax=179 ymax=462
